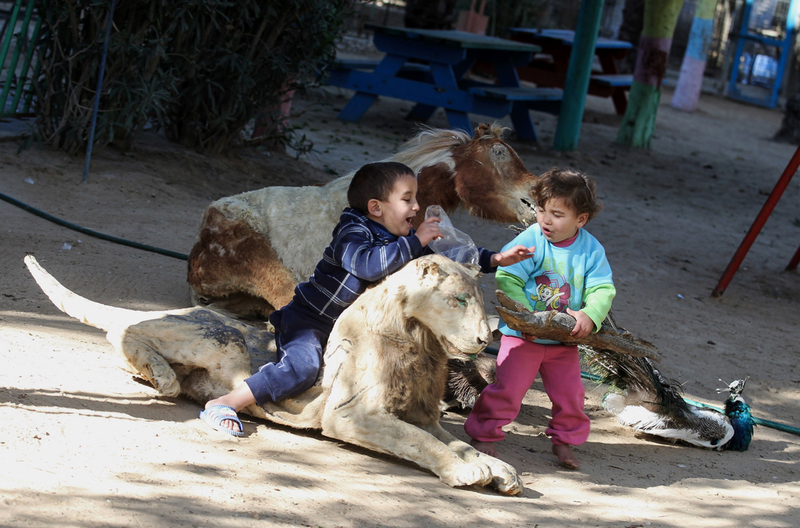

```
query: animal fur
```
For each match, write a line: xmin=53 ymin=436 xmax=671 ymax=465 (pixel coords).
xmin=25 ymin=254 xmax=523 ymax=495
xmin=187 ymin=123 xmax=538 ymax=318
xmin=443 ymin=354 xmax=497 ymax=410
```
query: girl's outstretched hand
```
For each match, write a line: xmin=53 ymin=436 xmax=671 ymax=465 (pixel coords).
xmin=491 ymin=245 xmax=535 ymax=267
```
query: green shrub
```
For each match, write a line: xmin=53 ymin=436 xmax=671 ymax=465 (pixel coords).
xmin=31 ymin=0 xmax=353 ymax=155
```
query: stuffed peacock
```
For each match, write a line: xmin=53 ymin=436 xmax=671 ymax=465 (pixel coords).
xmin=491 ymin=291 xmax=755 ymax=451
xmin=583 ymin=346 xmax=755 ymax=451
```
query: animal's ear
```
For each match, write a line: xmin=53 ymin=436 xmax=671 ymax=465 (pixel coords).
xmin=472 ymin=123 xmax=505 ymax=140
xmin=417 ymin=258 xmax=445 ymax=287
xmin=418 ymin=258 xmax=439 ymax=276
xmin=473 ymin=123 xmax=492 ymax=138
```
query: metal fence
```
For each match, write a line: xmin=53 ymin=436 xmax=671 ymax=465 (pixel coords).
xmin=0 ymin=0 xmax=42 ymax=117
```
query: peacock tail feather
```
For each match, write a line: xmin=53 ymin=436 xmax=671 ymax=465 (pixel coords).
xmin=581 ymin=345 xmax=739 ymax=450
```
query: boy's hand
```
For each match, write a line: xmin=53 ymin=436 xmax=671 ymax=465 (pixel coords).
xmin=491 ymin=245 xmax=535 ymax=267
xmin=566 ymin=308 xmax=594 ymax=339
xmin=415 ymin=216 xmax=442 ymax=247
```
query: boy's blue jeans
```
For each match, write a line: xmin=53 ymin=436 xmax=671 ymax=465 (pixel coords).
xmin=244 ymin=300 xmax=332 ymax=405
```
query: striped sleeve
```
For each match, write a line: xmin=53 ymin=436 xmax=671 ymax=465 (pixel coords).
xmin=332 ymin=224 xmax=424 ymax=281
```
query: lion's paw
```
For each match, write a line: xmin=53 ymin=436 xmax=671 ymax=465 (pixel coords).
xmin=467 ymin=452 xmax=523 ymax=495
xmin=144 ymin=359 xmax=180 ymax=397
xmin=488 ymin=460 xmax=523 ymax=495
xmin=440 ymin=461 xmax=493 ymax=488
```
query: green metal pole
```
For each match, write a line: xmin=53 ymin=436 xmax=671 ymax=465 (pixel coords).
xmin=0 ymin=0 xmax=23 ymax=116
xmin=0 ymin=0 xmax=22 ymax=69
xmin=21 ymin=0 xmax=46 ymax=114
xmin=0 ymin=0 xmax=36 ymax=113
xmin=553 ymin=0 xmax=604 ymax=151
xmin=21 ymin=54 xmax=40 ymax=113
xmin=9 ymin=0 xmax=43 ymax=114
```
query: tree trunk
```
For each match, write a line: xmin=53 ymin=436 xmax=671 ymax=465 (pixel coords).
xmin=775 ymin=92 xmax=800 ymax=144
xmin=616 ymin=82 xmax=662 ymax=147
xmin=616 ymin=0 xmax=685 ymax=148
xmin=616 ymin=0 xmax=645 ymax=74
xmin=670 ymin=0 xmax=716 ymax=111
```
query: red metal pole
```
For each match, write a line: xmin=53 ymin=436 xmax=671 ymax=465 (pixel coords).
xmin=787 ymin=244 xmax=800 ymax=271
xmin=711 ymin=144 xmax=800 ymax=297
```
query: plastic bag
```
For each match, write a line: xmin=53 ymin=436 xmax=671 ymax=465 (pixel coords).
xmin=425 ymin=205 xmax=480 ymax=266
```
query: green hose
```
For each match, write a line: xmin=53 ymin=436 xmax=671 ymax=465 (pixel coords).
xmin=682 ymin=397 xmax=800 ymax=436
xmin=1 ymin=192 xmax=189 ymax=260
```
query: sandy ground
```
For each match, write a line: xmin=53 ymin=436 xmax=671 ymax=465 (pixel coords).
xmin=2 ymin=53 xmax=800 ymax=526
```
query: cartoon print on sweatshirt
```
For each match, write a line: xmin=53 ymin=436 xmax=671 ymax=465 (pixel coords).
xmin=532 ymin=270 xmax=571 ymax=311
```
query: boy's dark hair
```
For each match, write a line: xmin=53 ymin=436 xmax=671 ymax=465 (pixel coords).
xmin=347 ymin=161 xmax=416 ymax=214
xmin=533 ymin=167 xmax=603 ymax=222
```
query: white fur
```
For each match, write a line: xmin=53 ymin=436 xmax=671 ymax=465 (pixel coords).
xmin=213 ymin=175 xmax=353 ymax=282
xmin=25 ymin=254 xmax=522 ymax=494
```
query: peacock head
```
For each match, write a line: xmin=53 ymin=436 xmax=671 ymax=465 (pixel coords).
xmin=718 ymin=377 xmax=749 ymax=402
xmin=718 ymin=376 xmax=754 ymax=452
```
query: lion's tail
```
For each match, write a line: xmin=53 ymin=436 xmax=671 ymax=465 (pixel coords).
xmin=24 ymin=255 xmax=161 ymax=332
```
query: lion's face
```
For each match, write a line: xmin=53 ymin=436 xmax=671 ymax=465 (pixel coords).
xmin=403 ymin=256 xmax=492 ymax=359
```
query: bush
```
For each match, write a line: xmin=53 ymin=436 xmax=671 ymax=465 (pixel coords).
xmin=31 ymin=0 xmax=354 ymax=155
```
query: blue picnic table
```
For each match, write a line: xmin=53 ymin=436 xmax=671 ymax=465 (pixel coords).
xmin=324 ymin=23 xmax=563 ymax=142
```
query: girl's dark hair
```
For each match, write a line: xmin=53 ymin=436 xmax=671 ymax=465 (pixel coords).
xmin=533 ymin=167 xmax=603 ymax=222
xmin=347 ymin=161 xmax=416 ymax=214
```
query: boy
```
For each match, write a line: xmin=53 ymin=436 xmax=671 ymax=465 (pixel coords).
xmin=201 ymin=161 xmax=534 ymax=435
xmin=464 ymin=167 xmax=615 ymax=469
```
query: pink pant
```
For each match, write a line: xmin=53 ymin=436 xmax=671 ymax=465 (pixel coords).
xmin=464 ymin=335 xmax=590 ymax=446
